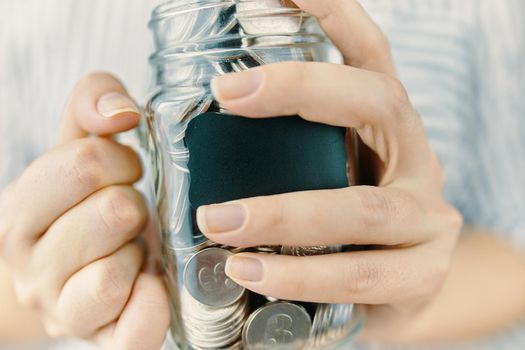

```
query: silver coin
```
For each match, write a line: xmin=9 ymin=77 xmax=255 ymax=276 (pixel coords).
xmin=235 ymin=245 xmax=282 ymax=255
xmin=243 ymin=302 xmax=312 ymax=350
xmin=191 ymin=340 xmax=243 ymax=350
xmin=183 ymin=298 xmax=247 ymax=332
xmin=253 ymin=246 xmax=282 ymax=254
xmin=184 ymin=247 xmax=245 ymax=307
xmin=281 ymin=245 xmax=341 ymax=256
xmin=183 ymin=298 xmax=247 ymax=348
xmin=236 ymin=0 xmax=305 ymax=35
xmin=266 ymin=295 xmax=279 ymax=302
xmin=308 ymin=303 xmax=355 ymax=349
xmin=186 ymin=309 xmax=246 ymax=346
xmin=180 ymin=288 xmax=243 ymax=324
xmin=185 ymin=313 xmax=246 ymax=348
xmin=187 ymin=318 xmax=245 ymax=349
xmin=180 ymin=271 xmax=248 ymax=349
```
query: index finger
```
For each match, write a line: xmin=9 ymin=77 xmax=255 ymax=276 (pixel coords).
xmin=59 ymin=72 xmax=141 ymax=144
xmin=293 ymin=0 xmax=396 ymax=76
xmin=0 ymin=138 xmax=142 ymax=263
xmin=197 ymin=186 xmax=428 ymax=248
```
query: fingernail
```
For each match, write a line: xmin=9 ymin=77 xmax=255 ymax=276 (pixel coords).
xmin=197 ymin=203 xmax=246 ymax=234
xmin=226 ymin=255 xmax=264 ymax=282
xmin=211 ymin=68 xmax=263 ymax=101
xmin=97 ymin=92 xmax=140 ymax=118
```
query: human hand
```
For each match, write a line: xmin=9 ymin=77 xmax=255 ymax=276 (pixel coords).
xmin=196 ymin=0 xmax=463 ymax=342
xmin=0 ymin=73 xmax=169 ymax=349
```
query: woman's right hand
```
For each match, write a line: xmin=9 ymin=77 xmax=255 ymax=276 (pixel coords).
xmin=0 ymin=73 xmax=169 ymax=349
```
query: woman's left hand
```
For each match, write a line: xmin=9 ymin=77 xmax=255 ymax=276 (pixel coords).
xmin=196 ymin=0 xmax=463 ymax=342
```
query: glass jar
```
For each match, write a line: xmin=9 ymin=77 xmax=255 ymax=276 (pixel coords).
xmin=145 ymin=1 xmax=364 ymax=349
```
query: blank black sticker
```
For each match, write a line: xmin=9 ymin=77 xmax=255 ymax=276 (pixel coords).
xmin=185 ymin=113 xmax=348 ymax=208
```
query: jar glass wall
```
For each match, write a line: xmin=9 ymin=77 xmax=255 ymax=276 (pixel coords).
xmin=145 ymin=1 xmax=364 ymax=349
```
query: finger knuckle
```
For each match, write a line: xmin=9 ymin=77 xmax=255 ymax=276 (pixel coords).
xmin=71 ymin=139 xmax=106 ymax=188
xmin=92 ymin=261 xmax=131 ymax=308
xmin=356 ymin=187 xmax=399 ymax=228
xmin=343 ymin=261 xmax=383 ymax=295
xmin=378 ymin=74 xmax=411 ymax=120
xmin=0 ymin=219 xmax=28 ymax=264
xmin=14 ymin=281 xmax=41 ymax=310
xmin=98 ymin=187 xmax=146 ymax=235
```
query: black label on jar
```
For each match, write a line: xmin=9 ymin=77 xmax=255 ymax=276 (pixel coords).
xmin=185 ymin=112 xmax=348 ymax=208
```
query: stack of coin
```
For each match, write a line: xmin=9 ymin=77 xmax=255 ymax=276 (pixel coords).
xmin=181 ymin=247 xmax=249 ymax=349
xmin=242 ymin=302 xmax=312 ymax=350
xmin=307 ymin=303 xmax=356 ymax=349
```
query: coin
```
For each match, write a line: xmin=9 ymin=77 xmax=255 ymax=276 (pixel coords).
xmin=181 ymin=289 xmax=242 ymax=324
xmin=308 ymin=303 xmax=355 ymax=349
xmin=181 ymin=287 xmax=248 ymax=349
xmin=253 ymin=246 xmax=281 ymax=254
xmin=234 ymin=245 xmax=282 ymax=255
xmin=281 ymin=245 xmax=340 ymax=256
xmin=184 ymin=247 xmax=245 ymax=307
xmin=236 ymin=0 xmax=305 ymax=35
xmin=243 ymin=302 xmax=312 ymax=350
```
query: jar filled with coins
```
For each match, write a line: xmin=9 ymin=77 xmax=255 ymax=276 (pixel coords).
xmin=145 ymin=1 xmax=364 ymax=349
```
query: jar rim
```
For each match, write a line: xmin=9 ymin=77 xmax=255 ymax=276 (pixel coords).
xmin=149 ymin=0 xmax=309 ymax=27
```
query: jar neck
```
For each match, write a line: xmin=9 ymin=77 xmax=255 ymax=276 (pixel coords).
xmin=149 ymin=0 xmax=310 ymax=49
xmin=151 ymin=33 xmax=324 ymax=88
xmin=149 ymin=0 xmax=326 ymax=89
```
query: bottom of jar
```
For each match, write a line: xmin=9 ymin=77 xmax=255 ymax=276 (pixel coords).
xmin=164 ymin=302 xmax=365 ymax=350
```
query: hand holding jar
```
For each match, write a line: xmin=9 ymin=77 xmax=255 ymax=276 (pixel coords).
xmin=0 ymin=73 xmax=170 ymax=349
xmin=197 ymin=0 xmax=463 ymax=342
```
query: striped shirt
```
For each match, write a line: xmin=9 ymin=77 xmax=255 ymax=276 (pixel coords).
xmin=363 ymin=0 xmax=525 ymax=253
xmin=0 ymin=0 xmax=524 ymax=349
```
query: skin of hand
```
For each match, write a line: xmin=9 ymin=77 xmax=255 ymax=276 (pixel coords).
xmin=195 ymin=0 xmax=463 ymax=341
xmin=0 ymin=259 xmax=48 ymax=342
xmin=395 ymin=229 xmax=525 ymax=345
xmin=0 ymin=73 xmax=169 ymax=349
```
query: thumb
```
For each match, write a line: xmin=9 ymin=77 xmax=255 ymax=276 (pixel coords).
xmin=58 ymin=72 xmax=141 ymax=144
